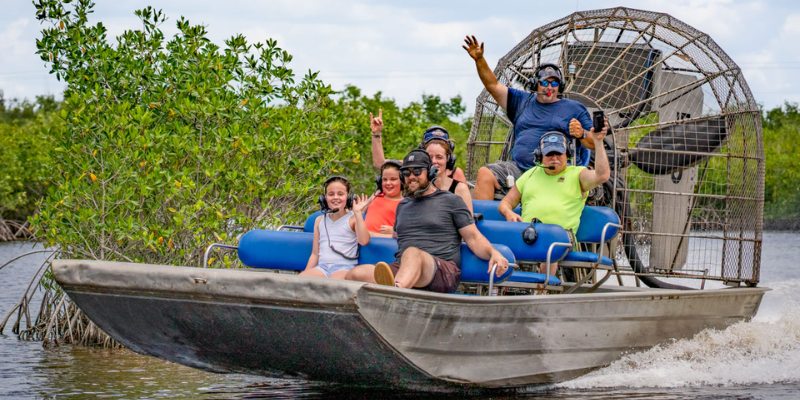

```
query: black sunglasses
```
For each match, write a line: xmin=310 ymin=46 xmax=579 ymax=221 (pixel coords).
xmin=400 ymin=167 xmax=424 ymax=177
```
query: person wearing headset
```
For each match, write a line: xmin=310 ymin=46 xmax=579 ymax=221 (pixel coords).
xmin=421 ymin=129 xmax=474 ymax=215
xmin=369 ymin=110 xmax=473 ymax=215
xmin=463 ymin=35 xmax=599 ymax=201
xmin=369 ymin=109 xmax=468 ymax=183
xmin=300 ymin=176 xmax=371 ymax=279
xmin=498 ymin=130 xmax=610 ymax=276
xmin=346 ymin=149 xmax=508 ymax=293
xmin=364 ymin=160 xmax=404 ymax=237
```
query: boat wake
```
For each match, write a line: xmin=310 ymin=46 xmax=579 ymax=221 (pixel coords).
xmin=560 ymin=281 xmax=800 ymax=388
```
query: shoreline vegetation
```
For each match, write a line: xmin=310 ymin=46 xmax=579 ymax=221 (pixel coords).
xmin=0 ymin=0 xmax=798 ymax=347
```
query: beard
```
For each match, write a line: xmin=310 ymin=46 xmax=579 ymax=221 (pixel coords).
xmin=403 ymin=179 xmax=431 ymax=198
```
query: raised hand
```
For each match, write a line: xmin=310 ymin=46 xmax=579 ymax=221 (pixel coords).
xmin=569 ymin=118 xmax=584 ymax=139
xmin=586 ymin=116 xmax=609 ymax=142
xmin=369 ymin=109 xmax=384 ymax=135
xmin=351 ymin=194 xmax=371 ymax=213
xmin=462 ymin=35 xmax=484 ymax=61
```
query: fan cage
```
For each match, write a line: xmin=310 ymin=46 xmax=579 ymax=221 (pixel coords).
xmin=467 ymin=7 xmax=763 ymax=286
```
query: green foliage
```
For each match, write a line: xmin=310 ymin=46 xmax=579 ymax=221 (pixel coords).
xmin=30 ymin=0 xmax=357 ymax=264
xmin=762 ymin=103 xmax=800 ymax=221
xmin=27 ymin=0 xmax=467 ymax=264
xmin=0 ymin=97 xmax=59 ymax=221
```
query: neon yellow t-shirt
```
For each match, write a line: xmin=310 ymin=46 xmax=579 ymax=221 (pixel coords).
xmin=515 ymin=166 xmax=587 ymax=232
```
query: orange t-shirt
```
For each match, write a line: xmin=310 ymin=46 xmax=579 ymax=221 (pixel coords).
xmin=365 ymin=195 xmax=402 ymax=233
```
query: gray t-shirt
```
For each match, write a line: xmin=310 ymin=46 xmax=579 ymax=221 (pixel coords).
xmin=394 ymin=190 xmax=474 ymax=265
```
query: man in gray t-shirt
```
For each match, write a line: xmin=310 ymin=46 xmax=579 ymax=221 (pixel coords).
xmin=347 ymin=149 xmax=509 ymax=293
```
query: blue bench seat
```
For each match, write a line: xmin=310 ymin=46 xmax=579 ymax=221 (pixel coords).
xmin=237 ymin=229 xmax=515 ymax=287
xmin=505 ymin=271 xmax=562 ymax=286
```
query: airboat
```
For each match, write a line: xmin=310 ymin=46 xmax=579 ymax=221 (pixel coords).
xmin=52 ymin=7 xmax=767 ymax=391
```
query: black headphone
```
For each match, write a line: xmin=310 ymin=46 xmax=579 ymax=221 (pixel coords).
xmin=522 ymin=218 xmax=542 ymax=245
xmin=375 ymin=160 xmax=403 ymax=193
xmin=318 ymin=176 xmax=354 ymax=212
xmin=533 ymin=131 xmax=575 ymax=165
xmin=420 ymin=126 xmax=456 ymax=171
xmin=528 ymin=63 xmax=563 ymax=91
xmin=399 ymin=149 xmax=438 ymax=184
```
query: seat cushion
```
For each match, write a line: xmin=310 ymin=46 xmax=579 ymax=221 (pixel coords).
xmin=476 ymin=219 xmax=571 ymax=263
xmin=460 ymin=243 xmax=515 ymax=283
xmin=472 ymin=200 xmax=520 ymax=221
xmin=507 ymin=270 xmax=562 ymax=286
xmin=575 ymin=206 xmax=620 ymax=243
xmin=358 ymin=237 xmax=398 ymax=265
xmin=238 ymin=230 xmax=312 ymax=271
xmin=562 ymin=251 xmax=614 ymax=266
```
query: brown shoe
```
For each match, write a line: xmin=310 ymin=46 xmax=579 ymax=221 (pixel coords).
xmin=373 ymin=261 xmax=395 ymax=286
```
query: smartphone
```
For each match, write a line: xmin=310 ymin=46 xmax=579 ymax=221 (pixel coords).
xmin=592 ymin=110 xmax=605 ymax=133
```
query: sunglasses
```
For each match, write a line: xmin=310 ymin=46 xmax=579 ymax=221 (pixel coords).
xmin=400 ymin=167 xmax=424 ymax=177
xmin=539 ymin=79 xmax=560 ymax=88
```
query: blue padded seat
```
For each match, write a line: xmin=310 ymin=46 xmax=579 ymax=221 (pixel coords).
xmin=574 ymin=206 xmax=620 ymax=243
xmin=303 ymin=211 xmax=324 ymax=232
xmin=507 ymin=270 xmax=562 ymax=286
xmin=460 ymin=243 xmax=515 ymax=284
xmin=238 ymin=230 xmax=312 ymax=271
xmin=358 ymin=237 xmax=398 ymax=266
xmin=472 ymin=200 xmax=520 ymax=221
xmin=563 ymin=251 xmax=613 ymax=266
xmin=238 ymin=229 xmax=515 ymax=286
xmin=476 ymin=219 xmax=570 ymax=263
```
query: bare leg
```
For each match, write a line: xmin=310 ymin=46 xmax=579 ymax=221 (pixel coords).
xmin=538 ymin=261 xmax=559 ymax=278
xmin=299 ymin=268 xmax=327 ymax=278
xmin=473 ymin=166 xmax=500 ymax=200
xmin=329 ymin=269 xmax=351 ymax=280
xmin=395 ymin=247 xmax=437 ymax=288
xmin=345 ymin=264 xmax=376 ymax=283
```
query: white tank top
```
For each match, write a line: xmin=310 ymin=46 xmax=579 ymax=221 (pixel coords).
xmin=318 ymin=211 xmax=358 ymax=265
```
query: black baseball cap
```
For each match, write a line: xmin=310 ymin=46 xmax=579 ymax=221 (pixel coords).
xmin=401 ymin=149 xmax=432 ymax=169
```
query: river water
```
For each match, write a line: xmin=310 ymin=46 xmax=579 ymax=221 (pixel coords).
xmin=2 ymin=233 xmax=799 ymax=399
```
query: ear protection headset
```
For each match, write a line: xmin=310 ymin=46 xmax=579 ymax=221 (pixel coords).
xmin=528 ymin=63 xmax=563 ymax=92
xmin=318 ymin=176 xmax=354 ymax=212
xmin=375 ymin=160 xmax=403 ymax=193
xmin=399 ymin=149 xmax=438 ymax=185
xmin=522 ymin=218 xmax=542 ymax=245
xmin=420 ymin=126 xmax=456 ymax=171
xmin=533 ymin=131 xmax=575 ymax=165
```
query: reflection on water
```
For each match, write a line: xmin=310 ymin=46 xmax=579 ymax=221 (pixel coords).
xmin=2 ymin=234 xmax=800 ymax=399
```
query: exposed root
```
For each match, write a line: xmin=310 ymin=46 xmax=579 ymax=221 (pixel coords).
xmin=1 ymin=251 xmax=122 ymax=349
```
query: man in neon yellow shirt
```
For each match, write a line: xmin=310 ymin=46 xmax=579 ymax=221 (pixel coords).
xmin=498 ymin=126 xmax=610 ymax=275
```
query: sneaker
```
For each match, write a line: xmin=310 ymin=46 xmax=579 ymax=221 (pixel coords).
xmin=373 ymin=261 xmax=396 ymax=286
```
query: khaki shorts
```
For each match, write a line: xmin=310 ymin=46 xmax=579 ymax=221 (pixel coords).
xmin=486 ymin=161 xmax=522 ymax=200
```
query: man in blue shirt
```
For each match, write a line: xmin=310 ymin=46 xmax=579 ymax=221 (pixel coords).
xmin=463 ymin=35 xmax=599 ymax=200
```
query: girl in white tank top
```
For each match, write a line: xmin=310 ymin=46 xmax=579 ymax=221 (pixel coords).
xmin=300 ymin=177 xmax=371 ymax=279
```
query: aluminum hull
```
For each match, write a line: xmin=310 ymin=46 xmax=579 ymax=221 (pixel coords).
xmin=52 ymin=260 xmax=767 ymax=390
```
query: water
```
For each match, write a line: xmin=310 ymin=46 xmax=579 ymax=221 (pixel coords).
xmin=2 ymin=234 xmax=799 ymax=399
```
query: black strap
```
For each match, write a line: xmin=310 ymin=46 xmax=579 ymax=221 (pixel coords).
xmin=448 ymin=179 xmax=459 ymax=193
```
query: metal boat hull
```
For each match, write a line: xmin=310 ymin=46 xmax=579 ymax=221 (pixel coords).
xmin=52 ymin=260 xmax=767 ymax=390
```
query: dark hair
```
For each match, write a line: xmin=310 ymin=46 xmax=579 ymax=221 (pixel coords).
xmin=381 ymin=160 xmax=402 ymax=175
xmin=323 ymin=176 xmax=351 ymax=193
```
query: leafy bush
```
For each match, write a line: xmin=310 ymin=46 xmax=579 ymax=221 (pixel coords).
xmin=762 ymin=103 xmax=800 ymax=225
xmin=0 ymin=97 xmax=59 ymax=222
xmin=29 ymin=0 xmax=468 ymax=264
